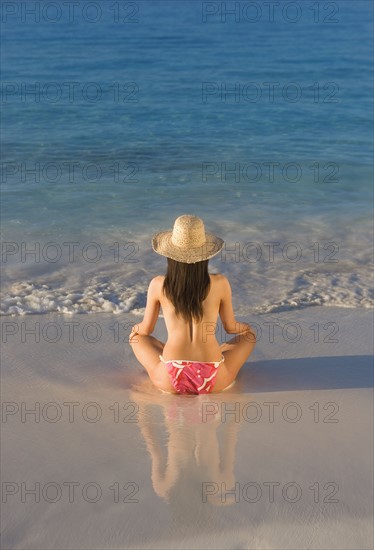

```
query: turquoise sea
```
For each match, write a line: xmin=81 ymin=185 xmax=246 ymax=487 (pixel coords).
xmin=1 ymin=0 xmax=373 ymax=316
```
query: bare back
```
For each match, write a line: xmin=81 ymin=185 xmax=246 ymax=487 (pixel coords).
xmin=157 ymin=273 xmax=226 ymax=362
xmin=129 ymin=270 xmax=256 ymax=393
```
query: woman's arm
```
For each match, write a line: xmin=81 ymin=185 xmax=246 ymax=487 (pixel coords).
xmin=219 ymin=275 xmax=256 ymax=337
xmin=130 ymin=276 xmax=161 ymax=337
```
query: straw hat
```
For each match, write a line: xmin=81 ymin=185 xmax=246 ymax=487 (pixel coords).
xmin=152 ymin=214 xmax=224 ymax=264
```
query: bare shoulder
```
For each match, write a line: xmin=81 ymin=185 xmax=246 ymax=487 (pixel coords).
xmin=210 ymin=273 xmax=230 ymax=292
xmin=148 ymin=275 xmax=164 ymax=293
xmin=150 ymin=275 xmax=164 ymax=286
xmin=147 ymin=275 xmax=164 ymax=301
xmin=210 ymin=273 xmax=229 ymax=284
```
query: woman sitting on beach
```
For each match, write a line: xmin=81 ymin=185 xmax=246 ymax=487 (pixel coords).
xmin=129 ymin=214 xmax=256 ymax=394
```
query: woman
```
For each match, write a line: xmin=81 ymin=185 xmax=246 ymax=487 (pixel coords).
xmin=129 ymin=214 xmax=256 ymax=394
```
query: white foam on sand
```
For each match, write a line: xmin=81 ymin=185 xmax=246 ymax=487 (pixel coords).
xmin=2 ymin=217 xmax=373 ymax=316
xmin=1 ymin=268 xmax=373 ymax=316
xmin=1 ymin=306 xmax=373 ymax=549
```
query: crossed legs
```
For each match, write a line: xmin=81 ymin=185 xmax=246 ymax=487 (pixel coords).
xmin=129 ymin=328 xmax=256 ymax=393
xmin=128 ymin=333 xmax=175 ymax=391
xmin=214 ymin=329 xmax=256 ymax=391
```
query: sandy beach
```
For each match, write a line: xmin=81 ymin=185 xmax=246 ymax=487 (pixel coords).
xmin=1 ymin=306 xmax=373 ymax=549
xmin=2 ymin=0 xmax=373 ymax=548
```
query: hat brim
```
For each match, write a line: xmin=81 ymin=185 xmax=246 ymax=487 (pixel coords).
xmin=152 ymin=230 xmax=224 ymax=264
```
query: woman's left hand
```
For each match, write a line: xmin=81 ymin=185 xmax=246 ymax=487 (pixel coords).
xmin=129 ymin=324 xmax=140 ymax=343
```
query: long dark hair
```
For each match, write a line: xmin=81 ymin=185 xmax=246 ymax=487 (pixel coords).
xmin=162 ymin=258 xmax=210 ymax=340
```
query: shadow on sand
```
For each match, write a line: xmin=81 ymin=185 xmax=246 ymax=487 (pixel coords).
xmin=240 ymin=354 xmax=373 ymax=393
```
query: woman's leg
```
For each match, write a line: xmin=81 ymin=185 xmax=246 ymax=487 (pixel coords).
xmin=129 ymin=334 xmax=174 ymax=391
xmin=214 ymin=328 xmax=256 ymax=391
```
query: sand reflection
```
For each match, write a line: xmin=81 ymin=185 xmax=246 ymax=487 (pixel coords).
xmin=130 ymin=379 xmax=250 ymax=508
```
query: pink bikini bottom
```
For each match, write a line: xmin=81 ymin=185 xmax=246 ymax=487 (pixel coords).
xmin=159 ymin=354 xmax=225 ymax=395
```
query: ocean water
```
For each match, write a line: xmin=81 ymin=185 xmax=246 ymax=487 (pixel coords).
xmin=1 ymin=0 xmax=373 ymax=317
